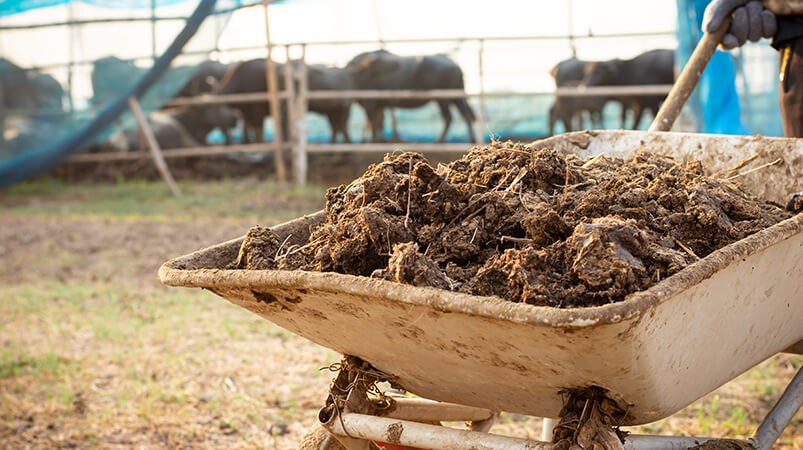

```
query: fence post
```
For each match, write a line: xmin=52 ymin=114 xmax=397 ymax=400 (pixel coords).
xmin=263 ymin=0 xmax=287 ymax=182
xmin=476 ymin=38 xmax=487 ymax=144
xmin=294 ymin=44 xmax=308 ymax=185
xmin=283 ymin=45 xmax=299 ymax=183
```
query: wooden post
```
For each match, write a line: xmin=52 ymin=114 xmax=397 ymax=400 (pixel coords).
xmin=283 ymin=47 xmax=298 ymax=181
xmin=128 ymin=97 xmax=181 ymax=196
xmin=263 ymin=0 xmax=287 ymax=182
xmin=475 ymin=39 xmax=487 ymax=144
xmin=294 ymin=44 xmax=308 ymax=184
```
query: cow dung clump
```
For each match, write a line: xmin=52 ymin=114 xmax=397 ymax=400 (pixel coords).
xmin=232 ymin=142 xmax=791 ymax=308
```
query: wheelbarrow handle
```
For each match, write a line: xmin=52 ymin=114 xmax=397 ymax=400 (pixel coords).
xmin=649 ymin=19 xmax=731 ymax=132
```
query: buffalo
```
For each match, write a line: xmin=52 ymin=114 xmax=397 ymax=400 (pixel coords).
xmin=346 ymin=50 xmax=476 ymax=143
xmin=583 ymin=49 xmax=675 ymax=129
xmin=548 ymin=58 xmax=606 ymax=134
xmin=216 ymin=59 xmax=355 ymax=143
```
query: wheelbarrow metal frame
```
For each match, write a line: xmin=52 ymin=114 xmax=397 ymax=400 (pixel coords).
xmin=321 ymin=364 xmax=801 ymax=450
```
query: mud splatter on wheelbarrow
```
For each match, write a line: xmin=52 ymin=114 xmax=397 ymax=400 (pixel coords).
xmin=233 ymin=141 xmax=791 ymax=308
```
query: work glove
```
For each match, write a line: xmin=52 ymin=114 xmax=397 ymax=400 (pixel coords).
xmin=703 ymin=0 xmax=778 ymax=49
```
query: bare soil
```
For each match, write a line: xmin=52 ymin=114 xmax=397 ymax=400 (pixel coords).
xmin=234 ymin=142 xmax=791 ymax=307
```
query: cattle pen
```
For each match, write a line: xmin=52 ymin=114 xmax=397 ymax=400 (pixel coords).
xmin=2 ymin=0 xmax=685 ymax=187
xmin=66 ymin=41 xmax=676 ymax=186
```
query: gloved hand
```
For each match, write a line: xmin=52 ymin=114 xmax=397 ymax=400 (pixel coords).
xmin=703 ymin=0 xmax=778 ymax=49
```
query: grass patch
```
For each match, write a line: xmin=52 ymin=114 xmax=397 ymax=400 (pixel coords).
xmin=0 ymin=351 xmax=68 ymax=379
xmin=1 ymin=278 xmax=338 ymax=448
xmin=0 ymin=177 xmax=326 ymax=222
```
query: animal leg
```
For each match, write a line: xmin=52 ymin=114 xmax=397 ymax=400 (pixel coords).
xmin=630 ymin=104 xmax=645 ymax=130
xmin=619 ymin=101 xmax=629 ymax=129
xmin=326 ymin=113 xmax=338 ymax=144
xmin=339 ymin=107 xmax=352 ymax=144
xmin=389 ymin=109 xmax=400 ymax=142
xmin=371 ymin=107 xmax=385 ymax=143
xmin=437 ymin=101 xmax=453 ymax=143
xmin=255 ymin=122 xmax=264 ymax=143
xmin=548 ymin=104 xmax=558 ymax=136
xmin=454 ymin=98 xmax=477 ymax=142
xmin=591 ymin=110 xmax=604 ymax=129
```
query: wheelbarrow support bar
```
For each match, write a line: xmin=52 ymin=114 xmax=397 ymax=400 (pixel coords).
xmin=752 ymin=367 xmax=803 ymax=450
xmin=324 ymin=412 xmax=553 ymax=450
xmin=325 ymin=413 xmax=775 ymax=450
xmin=321 ymin=367 xmax=803 ymax=450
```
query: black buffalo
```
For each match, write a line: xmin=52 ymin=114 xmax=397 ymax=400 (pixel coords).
xmin=175 ymin=60 xmax=230 ymax=98
xmin=113 ymin=110 xmax=200 ymax=151
xmin=583 ymin=49 xmax=675 ymax=129
xmin=548 ymin=58 xmax=606 ymax=134
xmin=346 ymin=50 xmax=476 ymax=143
xmin=303 ymin=63 xmax=355 ymax=143
xmin=217 ymin=59 xmax=355 ymax=143
xmin=167 ymin=105 xmax=239 ymax=146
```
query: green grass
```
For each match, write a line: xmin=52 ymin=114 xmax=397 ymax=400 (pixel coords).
xmin=1 ymin=276 xmax=336 ymax=448
xmin=0 ymin=351 xmax=69 ymax=379
xmin=0 ymin=177 xmax=327 ymax=222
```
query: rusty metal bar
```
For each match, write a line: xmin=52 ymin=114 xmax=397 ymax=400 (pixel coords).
xmin=165 ymin=91 xmax=291 ymax=107
xmin=381 ymin=398 xmax=495 ymax=423
xmin=624 ymin=436 xmax=724 ymax=449
xmin=306 ymin=143 xmax=470 ymax=154
xmin=161 ymin=86 xmax=673 ymax=110
xmin=68 ymin=142 xmax=286 ymax=163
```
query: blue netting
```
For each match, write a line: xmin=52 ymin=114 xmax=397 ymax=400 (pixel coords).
xmin=0 ymin=0 xmax=253 ymax=185
xmin=0 ymin=1 xmax=193 ymax=17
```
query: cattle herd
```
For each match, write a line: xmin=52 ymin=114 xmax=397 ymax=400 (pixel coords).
xmin=549 ymin=49 xmax=675 ymax=133
xmin=0 ymin=48 xmax=675 ymax=153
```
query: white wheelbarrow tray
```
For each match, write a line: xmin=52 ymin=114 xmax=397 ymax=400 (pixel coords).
xmin=159 ymin=130 xmax=803 ymax=427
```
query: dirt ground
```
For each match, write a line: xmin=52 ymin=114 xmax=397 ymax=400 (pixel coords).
xmin=0 ymin=179 xmax=800 ymax=449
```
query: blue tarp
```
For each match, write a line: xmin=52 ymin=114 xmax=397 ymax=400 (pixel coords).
xmin=676 ymin=0 xmax=782 ymax=136
xmin=0 ymin=0 xmax=191 ymax=17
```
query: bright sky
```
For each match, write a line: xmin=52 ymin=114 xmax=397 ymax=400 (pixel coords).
xmin=0 ymin=0 xmax=679 ymax=102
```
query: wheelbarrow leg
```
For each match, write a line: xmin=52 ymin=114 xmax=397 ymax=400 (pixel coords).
xmin=751 ymin=366 xmax=803 ymax=450
xmin=624 ymin=365 xmax=803 ymax=449
xmin=541 ymin=418 xmax=559 ymax=442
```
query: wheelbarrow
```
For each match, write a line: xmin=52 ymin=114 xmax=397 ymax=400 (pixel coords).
xmin=159 ymin=21 xmax=803 ymax=450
